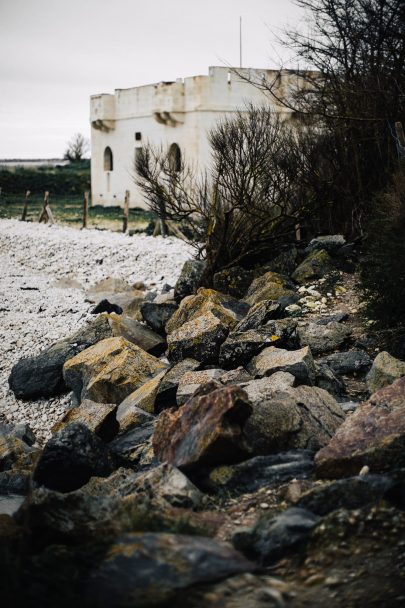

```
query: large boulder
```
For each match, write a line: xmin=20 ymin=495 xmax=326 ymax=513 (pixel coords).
xmin=51 ymin=399 xmax=118 ymax=441
xmin=33 ymin=423 xmax=113 ymax=492
xmin=212 ymin=266 xmax=254 ymax=298
xmin=140 ymin=300 xmax=178 ymax=335
xmin=291 ymin=249 xmax=334 ymax=284
xmin=247 ymin=346 xmax=316 ymax=385
xmin=167 ymin=311 xmax=229 ymax=365
xmin=244 ymin=385 xmax=344 ymax=455
xmin=166 ymin=288 xmax=249 ymax=335
xmin=366 ymin=351 xmax=405 ymax=392
xmin=306 ymin=234 xmax=346 ymax=254
xmin=174 ymin=259 xmax=206 ymax=302
xmin=153 ymin=385 xmax=252 ymax=471
xmin=315 ymin=376 xmax=405 ymax=478
xmin=244 ymin=271 xmax=295 ymax=306
xmin=108 ymin=313 xmax=166 ymax=356
xmin=85 ymin=532 xmax=253 ymax=607
xmin=63 ymin=336 xmax=167 ymax=404
xmin=8 ymin=316 xmax=112 ymax=400
xmin=241 ymin=373 xmax=296 ymax=403
xmin=297 ymin=321 xmax=351 ymax=355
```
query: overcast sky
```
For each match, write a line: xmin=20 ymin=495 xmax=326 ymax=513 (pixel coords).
xmin=0 ymin=0 xmax=304 ymax=158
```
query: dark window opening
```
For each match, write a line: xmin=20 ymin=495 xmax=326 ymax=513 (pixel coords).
xmin=135 ymin=132 xmax=142 ymax=141
xmin=168 ymin=143 xmax=181 ymax=172
xmin=104 ymin=146 xmax=113 ymax=171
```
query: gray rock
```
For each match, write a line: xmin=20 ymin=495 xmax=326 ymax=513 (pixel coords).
xmin=167 ymin=311 xmax=229 ymax=365
xmin=315 ymin=312 xmax=348 ymax=325
xmin=241 ymin=373 xmax=296 ymax=404
xmin=108 ymin=314 xmax=166 ymax=356
xmin=207 ymin=450 xmax=314 ymax=495
xmin=155 ymin=358 xmax=200 ymax=411
xmin=8 ymin=315 xmax=112 ymax=400
xmin=247 ymin=346 xmax=316 ymax=385
xmin=296 ymin=474 xmax=394 ymax=516
xmin=132 ymin=463 xmax=203 ymax=509
xmin=306 ymin=234 xmax=346 ymax=254
xmin=140 ymin=300 xmax=178 ymax=335
xmin=174 ymin=259 xmax=206 ymax=302
xmin=315 ymin=362 xmax=346 ymax=399
xmin=244 ymin=385 xmax=344 ymax=455
xmin=177 ymin=369 xmax=224 ymax=406
xmin=366 ymin=351 xmax=405 ymax=392
xmin=320 ymin=350 xmax=372 ymax=376
xmin=219 ymin=329 xmax=280 ymax=369
xmin=109 ymin=421 xmax=155 ymax=469
xmin=233 ymin=507 xmax=320 ymax=564
xmin=234 ymin=300 xmax=282 ymax=332
xmin=297 ymin=321 xmax=351 ymax=355
xmin=85 ymin=532 xmax=253 ymax=607
xmin=0 ymin=422 xmax=36 ymax=446
xmin=33 ymin=423 xmax=113 ymax=492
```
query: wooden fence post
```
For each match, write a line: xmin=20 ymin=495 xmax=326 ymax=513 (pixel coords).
xmin=38 ymin=191 xmax=55 ymax=224
xmin=123 ymin=190 xmax=130 ymax=233
xmin=21 ymin=190 xmax=31 ymax=221
xmin=83 ymin=191 xmax=89 ymax=228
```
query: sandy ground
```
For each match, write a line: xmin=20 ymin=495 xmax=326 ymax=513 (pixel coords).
xmin=0 ymin=219 xmax=192 ymax=442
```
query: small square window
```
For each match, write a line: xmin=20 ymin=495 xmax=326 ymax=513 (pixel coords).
xmin=135 ymin=132 xmax=142 ymax=141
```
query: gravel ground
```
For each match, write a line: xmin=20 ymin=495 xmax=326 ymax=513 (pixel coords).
xmin=0 ymin=219 xmax=193 ymax=443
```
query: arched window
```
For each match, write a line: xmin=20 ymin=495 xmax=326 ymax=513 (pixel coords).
xmin=104 ymin=146 xmax=113 ymax=171
xmin=168 ymin=143 xmax=181 ymax=172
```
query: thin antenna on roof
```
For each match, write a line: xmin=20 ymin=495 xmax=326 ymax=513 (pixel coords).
xmin=239 ymin=16 xmax=243 ymax=68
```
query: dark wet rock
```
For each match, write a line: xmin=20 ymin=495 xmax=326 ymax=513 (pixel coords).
xmin=140 ymin=300 xmax=178 ymax=335
xmin=366 ymin=351 xmax=405 ymax=393
xmin=315 ymin=376 xmax=405 ymax=478
xmin=85 ymin=532 xmax=253 ymax=607
xmin=155 ymin=358 xmax=200 ymax=412
xmin=245 ymin=272 xmax=296 ymax=306
xmin=33 ymin=423 xmax=113 ymax=492
xmin=219 ymin=329 xmax=281 ymax=369
xmin=51 ymin=399 xmax=119 ymax=441
xmin=177 ymin=369 xmax=224 ymax=406
xmin=167 ymin=311 xmax=229 ymax=365
xmin=0 ymin=469 xmax=31 ymax=494
xmin=92 ymin=299 xmax=123 ymax=314
xmin=233 ymin=507 xmax=319 ymax=565
xmin=234 ymin=300 xmax=282 ymax=332
xmin=63 ymin=336 xmax=167 ymax=404
xmin=207 ymin=450 xmax=314 ymax=495
xmin=244 ymin=385 xmax=344 ymax=455
xmin=247 ymin=346 xmax=316 ymax=386
xmin=109 ymin=422 xmax=155 ymax=469
xmin=153 ymin=385 xmax=252 ymax=471
xmin=174 ymin=259 xmax=206 ymax=302
xmin=212 ymin=266 xmax=254 ymax=298
xmin=297 ymin=321 xmax=351 ymax=355
xmin=306 ymin=234 xmax=346 ymax=254
xmin=291 ymin=249 xmax=334 ymax=284
xmin=319 ymin=350 xmax=372 ymax=376
xmin=295 ymin=474 xmax=394 ymax=515
xmin=315 ymin=312 xmax=348 ymax=325
xmin=8 ymin=316 xmax=112 ymax=399
xmin=108 ymin=313 xmax=166 ymax=356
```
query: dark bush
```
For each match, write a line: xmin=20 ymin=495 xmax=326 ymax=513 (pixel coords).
xmin=360 ymin=169 xmax=405 ymax=326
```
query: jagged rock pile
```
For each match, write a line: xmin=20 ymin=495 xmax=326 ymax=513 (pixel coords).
xmin=1 ymin=234 xmax=405 ymax=607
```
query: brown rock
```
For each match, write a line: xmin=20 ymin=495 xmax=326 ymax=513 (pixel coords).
xmin=177 ymin=369 xmax=224 ymax=405
xmin=108 ymin=313 xmax=166 ymax=356
xmin=153 ymin=385 xmax=252 ymax=471
xmin=117 ymin=371 xmax=167 ymax=428
xmin=315 ymin=376 xmax=405 ymax=478
xmin=51 ymin=399 xmax=118 ymax=441
xmin=63 ymin=336 xmax=167 ymax=404
xmin=155 ymin=358 xmax=200 ymax=411
xmin=166 ymin=288 xmax=249 ymax=335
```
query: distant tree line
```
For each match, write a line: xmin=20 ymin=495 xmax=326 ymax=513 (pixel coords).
xmin=0 ymin=162 xmax=90 ymax=196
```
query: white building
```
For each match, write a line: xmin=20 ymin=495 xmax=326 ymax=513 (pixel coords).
xmin=90 ymin=66 xmax=307 ymax=209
